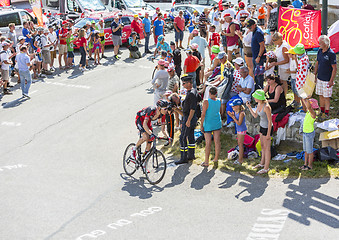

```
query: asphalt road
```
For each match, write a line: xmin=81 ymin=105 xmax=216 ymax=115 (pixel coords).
xmin=0 ymin=34 xmax=338 ymax=240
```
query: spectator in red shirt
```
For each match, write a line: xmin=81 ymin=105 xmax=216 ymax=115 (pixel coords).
xmin=302 ymin=0 xmax=315 ymax=10
xmin=183 ymin=49 xmax=201 ymax=89
xmin=208 ymin=25 xmax=220 ymax=58
xmin=58 ymin=21 xmax=68 ymax=69
xmin=174 ymin=10 xmax=185 ymax=49
xmin=131 ymin=15 xmax=142 ymax=37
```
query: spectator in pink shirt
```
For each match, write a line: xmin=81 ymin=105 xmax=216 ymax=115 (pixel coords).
xmin=174 ymin=10 xmax=185 ymax=49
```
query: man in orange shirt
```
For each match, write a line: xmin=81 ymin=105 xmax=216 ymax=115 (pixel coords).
xmin=183 ymin=49 xmax=201 ymax=89
xmin=258 ymin=3 xmax=266 ymax=26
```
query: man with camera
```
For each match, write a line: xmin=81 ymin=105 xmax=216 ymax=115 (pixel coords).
xmin=111 ymin=15 xmax=123 ymax=60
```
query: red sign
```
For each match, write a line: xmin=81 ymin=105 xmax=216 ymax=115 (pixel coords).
xmin=0 ymin=0 xmax=10 ymax=6
xmin=278 ymin=6 xmax=321 ymax=49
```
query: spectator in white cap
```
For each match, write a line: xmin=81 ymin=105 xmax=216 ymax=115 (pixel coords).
xmin=48 ymin=26 xmax=57 ymax=71
xmin=41 ymin=28 xmax=53 ymax=75
xmin=1 ymin=42 xmax=14 ymax=95
xmin=231 ymin=57 xmax=244 ymax=97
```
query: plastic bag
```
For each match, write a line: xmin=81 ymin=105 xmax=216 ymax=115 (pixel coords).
xmin=316 ymin=146 xmax=339 ymax=163
xmin=275 ymin=127 xmax=286 ymax=145
xmin=194 ymin=129 xmax=204 ymax=144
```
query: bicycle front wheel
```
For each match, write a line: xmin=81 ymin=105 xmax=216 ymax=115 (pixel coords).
xmin=123 ymin=143 xmax=137 ymax=176
xmin=144 ymin=150 xmax=167 ymax=185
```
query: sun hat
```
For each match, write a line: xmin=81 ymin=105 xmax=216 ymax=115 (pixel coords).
xmin=156 ymin=7 xmax=160 ymax=11
xmin=232 ymin=57 xmax=244 ymax=65
xmin=91 ymin=20 xmax=96 ymax=24
xmin=211 ymin=45 xmax=220 ymax=54
xmin=247 ymin=18 xmax=257 ymax=28
xmin=18 ymin=36 xmax=26 ymax=41
xmin=158 ymin=59 xmax=166 ymax=66
xmin=216 ymin=51 xmax=227 ymax=59
xmin=170 ymin=41 xmax=175 ymax=46
xmin=239 ymin=1 xmax=245 ymax=8
xmin=252 ymin=89 xmax=266 ymax=101
xmin=185 ymin=49 xmax=193 ymax=54
xmin=44 ymin=28 xmax=49 ymax=33
xmin=62 ymin=20 xmax=68 ymax=25
xmin=134 ymin=14 xmax=138 ymax=18
xmin=118 ymin=12 xmax=123 ymax=16
xmin=1 ymin=42 xmax=9 ymax=46
xmin=167 ymin=66 xmax=175 ymax=72
xmin=293 ymin=43 xmax=305 ymax=54
xmin=157 ymin=35 xmax=164 ymax=41
xmin=190 ymin=43 xmax=199 ymax=50
xmin=99 ymin=18 xmax=104 ymax=22
xmin=192 ymin=29 xmax=199 ymax=35
xmin=309 ymin=98 xmax=319 ymax=109
xmin=285 ymin=48 xmax=296 ymax=54
xmin=264 ymin=51 xmax=277 ymax=59
xmin=230 ymin=98 xmax=243 ymax=107
xmin=86 ymin=21 xmax=91 ymax=25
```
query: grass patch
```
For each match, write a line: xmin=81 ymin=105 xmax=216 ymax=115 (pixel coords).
xmin=161 ymin=127 xmax=339 ymax=178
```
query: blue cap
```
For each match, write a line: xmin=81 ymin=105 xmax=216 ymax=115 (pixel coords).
xmin=230 ymin=98 xmax=243 ymax=107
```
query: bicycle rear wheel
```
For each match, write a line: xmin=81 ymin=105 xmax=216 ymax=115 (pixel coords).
xmin=123 ymin=143 xmax=137 ymax=176
xmin=144 ymin=150 xmax=167 ymax=185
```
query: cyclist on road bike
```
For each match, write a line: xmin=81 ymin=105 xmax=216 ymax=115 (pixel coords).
xmin=131 ymin=100 xmax=170 ymax=159
xmin=152 ymin=35 xmax=171 ymax=60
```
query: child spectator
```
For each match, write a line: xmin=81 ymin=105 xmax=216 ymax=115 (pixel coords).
xmin=264 ymin=51 xmax=277 ymax=77
xmin=299 ymin=98 xmax=319 ymax=170
xmin=246 ymin=89 xmax=272 ymax=174
xmin=128 ymin=32 xmax=141 ymax=59
xmin=286 ymin=48 xmax=300 ymax=108
xmin=227 ymin=98 xmax=247 ymax=165
xmin=200 ymin=86 xmax=222 ymax=167
xmin=92 ymin=31 xmax=101 ymax=64
xmin=208 ymin=25 xmax=220 ymax=57
xmin=66 ymin=31 xmax=77 ymax=67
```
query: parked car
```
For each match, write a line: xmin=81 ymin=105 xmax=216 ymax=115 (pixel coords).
xmin=0 ymin=9 xmax=36 ymax=37
xmin=73 ymin=12 xmax=144 ymax=48
xmin=171 ymin=4 xmax=213 ymax=20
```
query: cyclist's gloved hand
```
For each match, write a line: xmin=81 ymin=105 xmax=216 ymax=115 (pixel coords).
xmin=149 ymin=134 xmax=156 ymax=141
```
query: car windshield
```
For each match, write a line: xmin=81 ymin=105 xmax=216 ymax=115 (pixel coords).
xmin=125 ymin=0 xmax=146 ymax=8
xmin=77 ymin=0 xmax=106 ymax=11
xmin=74 ymin=18 xmax=97 ymax=28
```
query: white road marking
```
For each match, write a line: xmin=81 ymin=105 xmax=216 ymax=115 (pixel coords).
xmin=75 ymin=207 xmax=162 ymax=239
xmin=1 ymin=122 xmax=22 ymax=127
xmin=246 ymin=209 xmax=290 ymax=240
xmin=0 ymin=164 xmax=27 ymax=172
xmin=45 ymin=81 xmax=91 ymax=89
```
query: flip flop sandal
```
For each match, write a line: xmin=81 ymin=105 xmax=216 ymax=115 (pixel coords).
xmin=253 ymin=164 xmax=264 ymax=169
xmin=233 ymin=160 xmax=242 ymax=165
xmin=299 ymin=165 xmax=307 ymax=170
xmin=200 ymin=162 xmax=209 ymax=167
xmin=302 ymin=166 xmax=312 ymax=171
xmin=257 ymin=168 xmax=270 ymax=174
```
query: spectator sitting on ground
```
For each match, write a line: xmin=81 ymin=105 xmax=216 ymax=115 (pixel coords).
xmin=128 ymin=32 xmax=142 ymax=59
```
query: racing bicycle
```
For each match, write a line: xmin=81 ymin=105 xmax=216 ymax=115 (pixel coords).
xmin=123 ymin=136 xmax=167 ymax=185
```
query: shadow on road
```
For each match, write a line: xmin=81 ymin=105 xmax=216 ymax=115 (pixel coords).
xmin=164 ymin=157 xmax=191 ymax=189
xmin=1 ymin=96 xmax=29 ymax=108
xmin=283 ymin=171 xmax=339 ymax=228
xmin=190 ymin=167 xmax=216 ymax=190
xmin=218 ymin=171 xmax=269 ymax=202
xmin=120 ymin=173 xmax=164 ymax=200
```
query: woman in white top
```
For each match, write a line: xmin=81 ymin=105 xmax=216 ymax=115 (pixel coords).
xmin=236 ymin=25 xmax=254 ymax=78
xmin=271 ymin=32 xmax=290 ymax=96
